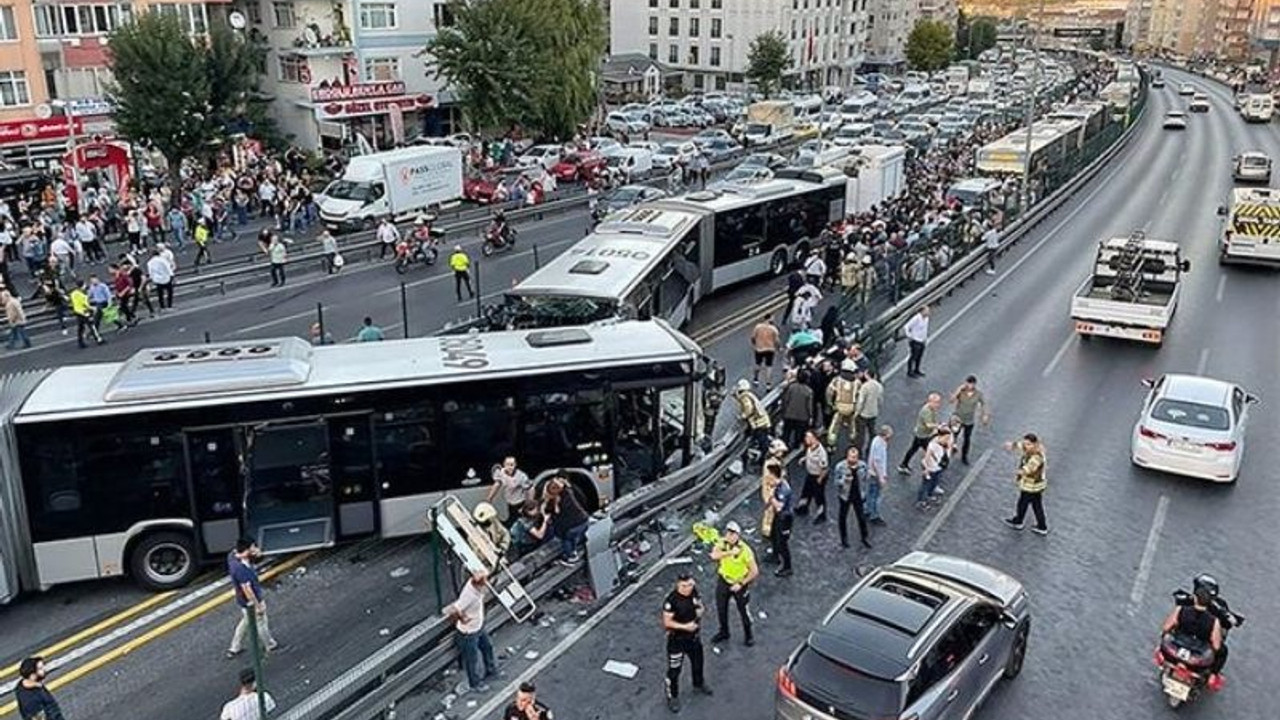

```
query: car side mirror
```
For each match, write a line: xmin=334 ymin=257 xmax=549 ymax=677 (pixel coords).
xmin=1140 ymin=377 xmax=1155 ymax=389
xmin=1000 ymin=611 xmax=1019 ymax=629
xmin=1246 ymin=393 xmax=1260 ymax=404
xmin=1216 ymin=205 xmax=1227 ymax=217
xmin=1180 ymin=259 xmax=1191 ymax=272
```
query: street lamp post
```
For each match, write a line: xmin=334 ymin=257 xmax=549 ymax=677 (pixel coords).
xmin=727 ymin=33 xmax=736 ymax=91
xmin=1020 ymin=0 xmax=1047 ymax=212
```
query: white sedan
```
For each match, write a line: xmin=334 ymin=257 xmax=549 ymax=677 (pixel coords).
xmin=1189 ymin=94 xmax=1211 ymax=113
xmin=1163 ymin=111 xmax=1188 ymax=130
xmin=1179 ymin=83 xmax=1196 ymax=96
xmin=517 ymin=144 xmax=564 ymax=171
xmin=1131 ymin=374 xmax=1256 ymax=483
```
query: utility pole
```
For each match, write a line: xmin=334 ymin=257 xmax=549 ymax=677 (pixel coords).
xmin=1020 ymin=0 xmax=1046 ymax=212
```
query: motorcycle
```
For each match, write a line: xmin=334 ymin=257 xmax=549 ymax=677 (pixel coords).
xmin=481 ymin=222 xmax=518 ymax=256
xmin=1154 ymin=589 xmax=1245 ymax=708
xmin=393 ymin=227 xmax=445 ymax=274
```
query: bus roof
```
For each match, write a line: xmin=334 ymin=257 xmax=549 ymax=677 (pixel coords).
xmin=13 ymin=321 xmax=699 ymax=423
xmin=509 ymin=206 xmax=703 ymax=301
xmin=654 ymin=175 xmax=831 ymax=214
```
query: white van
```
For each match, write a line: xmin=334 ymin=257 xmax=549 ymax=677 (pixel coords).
xmin=605 ymin=147 xmax=654 ymax=182
xmin=840 ymin=92 xmax=879 ymax=119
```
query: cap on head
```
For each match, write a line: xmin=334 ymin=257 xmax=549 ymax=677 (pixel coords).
xmin=736 ymin=378 xmax=751 ymax=392
xmin=519 ymin=681 xmax=537 ymax=694
xmin=473 ymin=502 xmax=497 ymax=524
xmin=725 ymin=520 xmax=742 ymax=535
xmin=841 ymin=359 xmax=857 ymax=373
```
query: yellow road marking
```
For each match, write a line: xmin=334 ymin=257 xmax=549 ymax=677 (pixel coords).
xmin=0 ymin=553 xmax=312 ymax=718
xmin=0 ymin=590 xmax=178 ymax=682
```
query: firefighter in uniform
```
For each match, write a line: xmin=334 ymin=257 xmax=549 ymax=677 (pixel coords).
xmin=826 ymin=359 xmax=862 ymax=447
xmin=709 ymin=521 xmax=759 ymax=647
xmin=734 ymin=379 xmax=772 ymax=463
xmin=661 ymin=572 xmax=713 ymax=712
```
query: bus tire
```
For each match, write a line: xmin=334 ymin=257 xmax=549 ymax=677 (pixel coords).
xmin=769 ymin=250 xmax=789 ymax=276
xmin=129 ymin=531 xmax=199 ymax=592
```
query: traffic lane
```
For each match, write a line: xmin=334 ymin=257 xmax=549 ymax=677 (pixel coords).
xmin=1 ymin=209 xmax=594 ymax=372
xmin=0 ymin=578 xmax=153 ymax=673
xmin=25 ymin=535 xmax=439 ymax=720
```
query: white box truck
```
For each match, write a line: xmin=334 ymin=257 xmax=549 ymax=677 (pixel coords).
xmin=319 ymin=146 xmax=464 ymax=233
xmin=1070 ymin=233 xmax=1189 ymax=346
xmin=834 ymin=145 xmax=906 ymax=213
xmin=741 ymin=100 xmax=796 ymax=147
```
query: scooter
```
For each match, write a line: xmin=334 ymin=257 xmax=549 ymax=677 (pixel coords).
xmin=393 ymin=227 xmax=444 ymax=274
xmin=1154 ymin=589 xmax=1244 ymax=708
xmin=481 ymin=222 xmax=517 ymax=257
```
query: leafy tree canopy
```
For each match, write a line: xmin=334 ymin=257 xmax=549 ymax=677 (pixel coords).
xmin=906 ymin=19 xmax=955 ymax=73
xmin=746 ymin=31 xmax=792 ymax=97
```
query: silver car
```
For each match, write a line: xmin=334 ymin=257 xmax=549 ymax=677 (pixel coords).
xmin=776 ymin=552 xmax=1030 ymax=720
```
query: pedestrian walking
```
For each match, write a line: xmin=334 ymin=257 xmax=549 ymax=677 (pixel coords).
xmin=226 ymin=539 xmax=282 ymax=659
xmin=983 ymin=223 xmax=1000 ymax=275
xmin=904 ymin=305 xmax=930 ymax=378
xmin=768 ymin=472 xmax=795 ymax=577
xmin=795 ymin=430 xmax=830 ymax=522
xmin=356 ymin=316 xmax=385 ymax=342
xmin=898 ymin=393 xmax=942 ymax=473
xmin=733 ymin=379 xmax=772 ymax=464
xmin=779 ymin=370 xmax=816 ymax=450
xmin=833 ymin=446 xmax=872 ymax=549
xmin=449 ymin=245 xmax=475 ymax=300
xmin=1003 ymin=433 xmax=1049 ymax=535
xmin=803 ymin=249 xmax=826 ymax=288
xmin=951 ymin=375 xmax=991 ymax=465
xmin=3 ymin=290 xmax=31 ymax=350
xmin=14 ymin=657 xmax=64 ymax=720
xmin=917 ymin=427 xmax=953 ymax=510
xmin=825 ymin=360 xmax=861 ymax=447
xmin=320 ymin=230 xmax=340 ymax=274
xmin=866 ymin=425 xmax=892 ymax=525
xmin=219 ymin=668 xmax=276 ymax=720
xmin=69 ymin=280 xmax=103 ymax=348
xmin=444 ymin=569 xmax=499 ymax=693
xmin=709 ymin=521 xmax=758 ymax=642
xmin=662 ymin=572 xmax=712 ymax=712
xmin=147 ymin=249 xmax=175 ymax=310
xmin=788 ymin=283 xmax=821 ymax=333
xmin=377 ymin=217 xmax=400 ymax=259
xmin=854 ymin=369 xmax=883 ymax=454
xmin=502 ymin=681 xmax=554 ymax=720
xmin=193 ymin=219 xmax=212 ymax=266
xmin=125 ymin=258 xmax=155 ymax=319
xmin=783 ymin=269 xmax=804 ymax=321
xmin=487 ymin=456 xmax=532 ymax=522
xmin=749 ymin=315 xmax=781 ymax=389
xmin=268 ymin=234 xmax=292 ymax=287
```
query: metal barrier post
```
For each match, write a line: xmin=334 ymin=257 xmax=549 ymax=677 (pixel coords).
xmin=317 ymin=302 xmax=325 ymax=345
xmin=533 ymin=243 xmax=541 ymax=269
xmin=474 ymin=260 xmax=482 ymax=316
xmin=400 ymin=282 xmax=409 ymax=339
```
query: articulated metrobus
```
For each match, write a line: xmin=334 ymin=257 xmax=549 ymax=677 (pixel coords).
xmin=0 ymin=321 xmax=715 ymax=601
xmin=494 ymin=175 xmax=846 ymax=329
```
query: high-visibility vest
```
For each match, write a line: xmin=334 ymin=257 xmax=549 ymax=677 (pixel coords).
xmin=716 ymin=541 xmax=754 ymax=583
xmin=737 ymin=392 xmax=771 ymax=430
xmin=830 ymin=377 xmax=858 ymax=415
xmin=449 ymin=252 xmax=470 ymax=272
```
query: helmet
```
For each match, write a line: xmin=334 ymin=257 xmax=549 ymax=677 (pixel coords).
xmin=736 ymin=378 xmax=751 ymax=392
xmin=473 ymin=502 xmax=498 ymax=524
xmin=1192 ymin=574 xmax=1220 ymax=604
xmin=840 ymin=359 xmax=858 ymax=373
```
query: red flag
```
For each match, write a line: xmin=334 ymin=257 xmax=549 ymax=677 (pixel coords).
xmin=808 ymin=26 xmax=815 ymax=64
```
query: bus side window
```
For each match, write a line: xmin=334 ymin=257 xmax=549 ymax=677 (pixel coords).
xmin=521 ymin=390 xmax=607 ymax=471
xmin=79 ymin=429 xmax=188 ymax=532
xmin=19 ymin=431 xmax=84 ymax=541
xmin=441 ymin=394 xmax=517 ymax=487
xmin=374 ymin=405 xmax=443 ymax=498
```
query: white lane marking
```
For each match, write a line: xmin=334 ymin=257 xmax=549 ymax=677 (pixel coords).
xmin=1215 ymin=274 xmax=1227 ymax=303
xmin=462 ymin=480 xmax=762 ymax=720
xmin=1196 ymin=347 xmax=1211 ymax=375
xmin=885 ymin=156 xmax=1127 ymax=380
xmin=912 ymin=449 xmax=995 ymax=551
xmin=1128 ymin=495 xmax=1170 ymax=613
xmin=232 ymin=307 xmax=319 ymax=335
xmin=1041 ymin=334 xmax=1076 ymax=377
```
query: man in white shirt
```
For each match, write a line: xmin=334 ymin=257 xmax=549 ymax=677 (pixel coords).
xmin=983 ymin=224 xmax=1000 ymax=275
xmin=917 ymin=427 xmax=952 ymax=510
xmin=220 ymin=668 xmax=276 ymax=720
xmin=903 ymin=305 xmax=930 ymax=378
xmin=866 ymin=425 xmax=892 ymax=524
xmin=444 ymin=570 xmax=498 ymax=692
xmin=147 ymin=249 xmax=176 ymax=310
xmin=50 ymin=235 xmax=74 ymax=271
xmin=376 ymin=218 xmax=400 ymax=259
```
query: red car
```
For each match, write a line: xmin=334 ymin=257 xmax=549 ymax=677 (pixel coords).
xmin=464 ymin=173 xmax=501 ymax=204
xmin=551 ymin=150 xmax=607 ymax=182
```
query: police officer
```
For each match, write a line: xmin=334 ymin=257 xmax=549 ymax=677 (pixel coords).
xmin=449 ymin=245 xmax=474 ymax=301
xmin=709 ymin=521 xmax=759 ymax=646
xmin=662 ymin=572 xmax=713 ymax=712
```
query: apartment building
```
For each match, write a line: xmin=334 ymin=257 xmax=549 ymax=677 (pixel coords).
xmin=610 ymin=0 xmax=870 ymax=93
xmin=1124 ymin=0 xmax=1154 ymax=49
xmin=918 ymin=0 xmax=957 ymax=25
xmin=1210 ymin=0 xmax=1255 ymax=61
xmin=0 ymin=0 xmax=223 ymax=167
xmin=864 ymin=0 xmax=917 ymax=70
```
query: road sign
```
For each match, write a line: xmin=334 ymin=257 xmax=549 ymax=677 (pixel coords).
xmin=434 ymin=496 xmax=537 ymax=623
xmin=1053 ymin=28 xmax=1107 ymax=38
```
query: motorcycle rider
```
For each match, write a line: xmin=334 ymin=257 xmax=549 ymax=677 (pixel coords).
xmin=487 ymin=209 xmax=513 ymax=248
xmin=410 ymin=214 xmax=439 ymax=263
xmin=1161 ymin=574 xmax=1228 ymax=682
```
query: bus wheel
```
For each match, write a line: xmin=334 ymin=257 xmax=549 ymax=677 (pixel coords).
xmin=130 ymin=532 xmax=198 ymax=591
xmin=769 ymin=250 xmax=789 ymax=276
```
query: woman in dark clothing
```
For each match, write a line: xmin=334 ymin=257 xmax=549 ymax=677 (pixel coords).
xmin=819 ymin=305 xmax=841 ymax=347
xmin=543 ymin=477 xmax=589 ymax=565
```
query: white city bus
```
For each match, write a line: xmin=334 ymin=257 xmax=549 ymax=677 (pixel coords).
xmin=0 ymin=321 xmax=713 ymax=600
xmin=496 ymin=175 xmax=846 ymax=329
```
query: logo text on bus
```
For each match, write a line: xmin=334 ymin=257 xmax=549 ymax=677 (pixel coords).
xmin=440 ymin=336 xmax=489 ymax=369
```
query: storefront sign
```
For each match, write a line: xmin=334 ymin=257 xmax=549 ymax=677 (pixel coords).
xmin=310 ymin=81 xmax=406 ymax=103
xmin=0 ymin=117 xmax=84 ymax=146
xmin=65 ymin=97 xmax=115 ymax=117
xmin=317 ymin=94 xmax=433 ymax=120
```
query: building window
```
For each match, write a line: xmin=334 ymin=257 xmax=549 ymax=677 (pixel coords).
xmin=364 ymin=56 xmax=401 ymax=81
xmin=649 ymin=0 xmax=657 ymax=5
xmin=154 ymin=3 xmax=208 ymax=34
xmin=710 ymin=46 xmax=720 ymax=66
xmin=693 ymin=74 xmax=704 ymax=90
xmin=272 ymin=1 xmax=296 ymax=29
xmin=688 ymin=45 xmax=699 ymax=64
xmin=690 ymin=17 xmax=699 ymax=37
xmin=277 ymin=54 xmax=308 ymax=83
xmin=710 ymin=18 xmax=721 ymax=38
xmin=34 ymin=3 xmax=133 ymax=37
xmin=711 ymin=0 xmax=721 ymax=7
xmin=690 ymin=0 xmax=699 ymax=7
xmin=649 ymin=43 xmax=658 ymax=60
xmin=0 ymin=70 xmax=30 ymax=107
xmin=54 ymin=67 xmax=113 ymax=98
xmin=246 ymin=1 xmax=262 ymax=24
xmin=0 ymin=6 xmax=16 ymax=40
xmin=669 ymin=0 xmax=678 ymax=7
xmin=715 ymin=75 xmax=726 ymax=90
xmin=359 ymin=2 xmax=398 ymax=30
xmin=649 ymin=16 xmax=658 ymax=35
xmin=433 ymin=2 xmax=454 ymax=28
xmin=669 ymin=17 xmax=678 ymax=35
xmin=668 ymin=44 xmax=678 ymax=63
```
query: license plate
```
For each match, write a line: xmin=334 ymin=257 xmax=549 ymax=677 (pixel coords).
xmin=1169 ymin=439 xmax=1199 ymax=452
xmin=1163 ymin=676 xmax=1191 ymax=701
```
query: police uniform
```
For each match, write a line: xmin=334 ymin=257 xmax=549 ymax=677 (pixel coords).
xmin=663 ymin=588 xmax=707 ymax=701
xmin=712 ymin=540 xmax=755 ymax=644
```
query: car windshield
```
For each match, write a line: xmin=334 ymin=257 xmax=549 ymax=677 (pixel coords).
xmin=1243 ymin=156 xmax=1269 ymax=167
xmin=742 ymin=154 xmax=771 ymax=166
xmin=325 ymin=180 xmax=378 ymax=202
xmin=745 ymin=123 xmax=771 ymax=135
xmin=1151 ymin=399 xmax=1231 ymax=431
xmin=791 ymin=646 xmax=903 ymax=719
xmin=657 ymin=146 xmax=680 ymax=156
xmin=608 ymin=187 xmax=643 ymax=203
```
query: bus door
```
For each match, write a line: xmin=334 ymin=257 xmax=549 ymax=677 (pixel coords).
xmin=242 ymin=420 xmax=336 ymax=554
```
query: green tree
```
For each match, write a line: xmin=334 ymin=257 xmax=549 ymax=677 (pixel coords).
xmin=906 ymin=19 xmax=955 ymax=73
xmin=107 ymin=12 xmax=212 ymax=196
xmin=746 ymin=31 xmax=791 ymax=97
xmin=969 ymin=18 xmax=999 ymax=59
xmin=425 ymin=0 xmax=605 ymax=140
xmin=205 ymin=24 xmax=271 ymax=139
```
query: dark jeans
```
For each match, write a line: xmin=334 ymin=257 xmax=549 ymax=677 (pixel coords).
xmin=781 ymin=418 xmax=808 ymax=450
xmin=558 ymin=521 xmax=588 ymax=558
xmin=194 ymin=245 xmax=212 ymax=266
xmin=855 ymin=415 xmax=877 ymax=454
xmin=900 ymin=435 xmax=931 ymax=469
xmin=907 ymin=340 xmax=926 ymax=374
xmin=665 ymin=634 xmax=705 ymax=699
xmin=76 ymin=313 xmax=102 ymax=347
xmin=797 ymin=472 xmax=827 ymax=517
xmin=154 ymin=282 xmax=174 ymax=309
xmin=918 ymin=469 xmax=943 ymax=503
xmin=746 ymin=426 xmax=771 ymax=463
xmin=270 ymin=263 xmax=286 ymax=286
xmin=770 ymin=513 xmax=793 ymax=571
xmin=455 ymin=630 xmax=497 ymax=689
xmin=714 ymin=576 xmax=753 ymax=640
xmin=958 ymin=423 xmax=975 ymax=463
xmin=1011 ymin=490 xmax=1047 ymax=530
xmin=986 ymin=246 xmax=998 ymax=271
xmin=454 ymin=270 xmax=473 ymax=299
xmin=6 ymin=325 xmax=31 ymax=349
xmin=838 ymin=494 xmax=868 ymax=547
